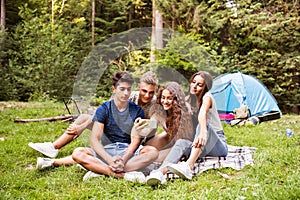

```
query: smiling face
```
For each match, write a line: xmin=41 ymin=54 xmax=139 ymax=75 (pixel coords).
xmin=160 ymin=89 xmax=175 ymax=111
xmin=112 ymin=81 xmax=132 ymax=103
xmin=138 ymin=82 xmax=156 ymax=104
xmin=190 ymin=74 xmax=206 ymax=96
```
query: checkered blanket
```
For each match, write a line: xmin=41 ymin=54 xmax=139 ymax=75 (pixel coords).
xmin=145 ymin=145 xmax=257 ymax=179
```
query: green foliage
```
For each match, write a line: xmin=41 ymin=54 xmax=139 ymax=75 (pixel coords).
xmin=156 ymin=0 xmax=299 ymax=112
xmin=4 ymin=4 xmax=90 ymax=101
xmin=94 ymin=0 xmax=152 ymax=43
xmin=1 ymin=102 xmax=299 ymax=199
xmin=2 ymin=0 xmax=154 ymax=102
xmin=217 ymin=0 xmax=300 ymax=112
xmin=0 ymin=31 xmax=18 ymax=100
xmin=156 ymin=0 xmax=199 ymax=29
xmin=2 ymin=0 xmax=299 ymax=113
xmin=155 ymin=31 xmax=219 ymax=79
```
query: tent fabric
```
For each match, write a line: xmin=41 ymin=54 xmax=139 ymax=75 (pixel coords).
xmin=210 ymin=71 xmax=281 ymax=116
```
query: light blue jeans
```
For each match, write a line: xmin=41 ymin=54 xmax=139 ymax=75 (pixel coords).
xmin=87 ymin=142 xmax=143 ymax=164
xmin=161 ymin=124 xmax=228 ymax=167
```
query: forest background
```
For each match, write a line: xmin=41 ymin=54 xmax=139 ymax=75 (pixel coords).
xmin=0 ymin=0 xmax=299 ymax=114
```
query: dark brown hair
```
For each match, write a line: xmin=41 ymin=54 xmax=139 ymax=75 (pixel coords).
xmin=188 ymin=71 xmax=213 ymax=110
xmin=112 ymin=71 xmax=134 ymax=87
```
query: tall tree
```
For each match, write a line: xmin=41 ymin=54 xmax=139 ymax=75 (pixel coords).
xmin=150 ymin=0 xmax=163 ymax=62
xmin=91 ymin=0 xmax=95 ymax=47
xmin=0 ymin=0 xmax=5 ymax=32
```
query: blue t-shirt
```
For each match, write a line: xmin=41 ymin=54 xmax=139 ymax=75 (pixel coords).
xmin=93 ymin=99 xmax=144 ymax=145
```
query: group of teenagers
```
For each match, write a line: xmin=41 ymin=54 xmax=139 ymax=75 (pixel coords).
xmin=28 ymin=70 xmax=228 ymax=185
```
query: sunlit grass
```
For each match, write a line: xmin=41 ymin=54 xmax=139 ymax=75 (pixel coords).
xmin=0 ymin=102 xmax=299 ymax=199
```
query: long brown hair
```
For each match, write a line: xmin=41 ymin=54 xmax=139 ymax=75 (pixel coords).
xmin=154 ymin=82 xmax=193 ymax=141
xmin=188 ymin=71 xmax=213 ymax=110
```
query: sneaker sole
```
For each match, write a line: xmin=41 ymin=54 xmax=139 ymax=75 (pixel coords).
xmin=77 ymin=164 xmax=88 ymax=171
xmin=36 ymin=157 xmax=52 ymax=170
xmin=36 ymin=157 xmax=43 ymax=169
xmin=167 ymin=166 xmax=192 ymax=180
xmin=83 ymin=171 xmax=102 ymax=181
xmin=28 ymin=142 xmax=58 ymax=158
xmin=146 ymin=177 xmax=162 ymax=186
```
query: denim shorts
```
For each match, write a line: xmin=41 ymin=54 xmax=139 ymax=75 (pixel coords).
xmin=86 ymin=142 xmax=143 ymax=164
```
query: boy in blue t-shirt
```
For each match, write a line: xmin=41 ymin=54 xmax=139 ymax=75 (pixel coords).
xmin=36 ymin=72 xmax=159 ymax=183
xmin=29 ymin=71 xmax=158 ymax=158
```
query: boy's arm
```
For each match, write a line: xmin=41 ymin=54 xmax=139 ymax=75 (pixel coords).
xmin=122 ymin=136 xmax=141 ymax=163
xmin=122 ymin=117 xmax=147 ymax=163
xmin=90 ymin=121 xmax=115 ymax=166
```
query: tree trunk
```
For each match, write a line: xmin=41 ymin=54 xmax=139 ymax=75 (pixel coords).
xmin=51 ymin=0 xmax=55 ymax=42
xmin=0 ymin=0 xmax=5 ymax=32
xmin=91 ymin=0 xmax=95 ymax=47
xmin=128 ymin=4 xmax=133 ymax=29
xmin=14 ymin=115 xmax=78 ymax=123
xmin=172 ymin=5 xmax=175 ymax=30
xmin=150 ymin=0 xmax=163 ymax=62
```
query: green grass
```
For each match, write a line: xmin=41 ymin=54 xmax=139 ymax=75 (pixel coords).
xmin=0 ymin=101 xmax=299 ymax=199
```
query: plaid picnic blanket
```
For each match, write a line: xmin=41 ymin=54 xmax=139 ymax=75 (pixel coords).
xmin=145 ymin=145 xmax=257 ymax=179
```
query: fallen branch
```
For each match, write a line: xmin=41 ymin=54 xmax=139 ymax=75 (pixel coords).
xmin=14 ymin=115 xmax=78 ymax=123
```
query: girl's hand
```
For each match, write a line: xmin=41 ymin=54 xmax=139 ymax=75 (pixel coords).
xmin=193 ymin=129 xmax=207 ymax=149
xmin=134 ymin=118 xmax=149 ymax=130
xmin=131 ymin=117 xmax=151 ymax=138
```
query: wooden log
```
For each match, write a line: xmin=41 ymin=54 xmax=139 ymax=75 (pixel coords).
xmin=14 ymin=115 xmax=78 ymax=123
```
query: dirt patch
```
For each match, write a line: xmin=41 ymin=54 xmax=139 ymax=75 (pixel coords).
xmin=0 ymin=102 xmax=32 ymax=111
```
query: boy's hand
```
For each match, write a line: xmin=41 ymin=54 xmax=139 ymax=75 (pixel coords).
xmin=109 ymin=156 xmax=125 ymax=173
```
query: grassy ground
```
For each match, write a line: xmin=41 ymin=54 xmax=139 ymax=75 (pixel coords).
xmin=0 ymin=101 xmax=299 ymax=200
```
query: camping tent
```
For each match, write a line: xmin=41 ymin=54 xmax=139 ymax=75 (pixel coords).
xmin=210 ymin=71 xmax=282 ymax=118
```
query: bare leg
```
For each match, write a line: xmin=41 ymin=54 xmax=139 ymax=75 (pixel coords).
xmin=155 ymin=148 xmax=171 ymax=163
xmin=186 ymin=147 xmax=202 ymax=170
xmin=53 ymin=114 xmax=93 ymax=149
xmin=72 ymin=147 xmax=124 ymax=178
xmin=144 ymin=132 xmax=173 ymax=150
xmin=53 ymin=155 xmax=77 ymax=166
xmin=124 ymin=146 xmax=158 ymax=171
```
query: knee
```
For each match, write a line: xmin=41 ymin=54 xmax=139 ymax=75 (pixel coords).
xmin=77 ymin=114 xmax=91 ymax=120
xmin=174 ymin=139 xmax=190 ymax=147
xmin=72 ymin=147 xmax=88 ymax=163
xmin=73 ymin=114 xmax=93 ymax=127
xmin=175 ymin=139 xmax=185 ymax=145
xmin=141 ymin=146 xmax=159 ymax=160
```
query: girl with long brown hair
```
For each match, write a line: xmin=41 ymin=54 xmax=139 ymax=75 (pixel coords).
xmin=144 ymin=81 xmax=194 ymax=151
xmin=146 ymin=71 xmax=228 ymax=185
xmin=167 ymin=71 xmax=228 ymax=180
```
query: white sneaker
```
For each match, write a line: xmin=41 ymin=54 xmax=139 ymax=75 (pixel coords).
xmin=146 ymin=170 xmax=166 ymax=185
xmin=36 ymin=157 xmax=54 ymax=170
xmin=124 ymin=171 xmax=146 ymax=184
xmin=83 ymin=171 xmax=103 ymax=181
xmin=28 ymin=142 xmax=59 ymax=158
xmin=77 ymin=164 xmax=87 ymax=171
xmin=167 ymin=162 xmax=193 ymax=180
